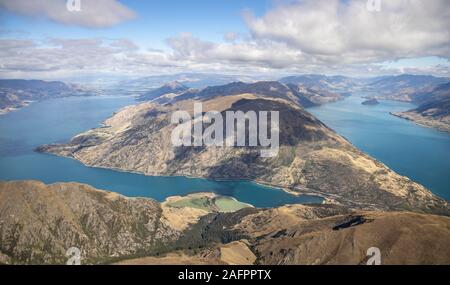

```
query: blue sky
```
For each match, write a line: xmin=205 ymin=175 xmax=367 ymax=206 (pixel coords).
xmin=1 ymin=0 xmax=273 ymax=49
xmin=0 ymin=0 xmax=449 ymax=79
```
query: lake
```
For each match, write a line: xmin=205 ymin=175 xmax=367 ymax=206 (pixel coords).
xmin=0 ymin=96 xmax=322 ymax=207
xmin=1 ymin=94 xmax=448 ymax=205
xmin=308 ymin=93 xmax=450 ymax=201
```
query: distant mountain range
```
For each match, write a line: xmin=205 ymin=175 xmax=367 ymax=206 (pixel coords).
xmin=129 ymin=73 xmax=450 ymax=133
xmin=0 ymin=79 xmax=90 ymax=115
xmin=363 ymin=74 xmax=450 ymax=102
xmin=123 ymin=73 xmax=450 ymax=107
xmin=137 ymin=81 xmax=190 ymax=102
xmin=139 ymin=80 xmax=345 ymax=107
xmin=118 ymin=73 xmax=259 ymax=91
xmin=129 ymin=73 xmax=358 ymax=100
xmin=279 ymin=74 xmax=361 ymax=94
xmin=3 ymin=73 xmax=450 ymax=133
xmin=162 ymin=81 xmax=299 ymax=103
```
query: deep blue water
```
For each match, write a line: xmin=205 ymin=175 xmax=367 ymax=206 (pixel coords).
xmin=308 ymin=94 xmax=450 ymax=201
xmin=0 ymin=96 xmax=322 ymax=207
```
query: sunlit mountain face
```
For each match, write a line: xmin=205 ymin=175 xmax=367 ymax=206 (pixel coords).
xmin=0 ymin=0 xmax=449 ymax=268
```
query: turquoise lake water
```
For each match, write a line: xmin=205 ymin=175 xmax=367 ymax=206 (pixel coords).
xmin=0 ymin=96 xmax=322 ymax=207
xmin=1 ymin=94 xmax=448 ymax=205
xmin=308 ymin=94 xmax=450 ymax=201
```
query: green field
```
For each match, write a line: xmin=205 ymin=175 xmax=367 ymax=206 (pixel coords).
xmin=166 ymin=196 xmax=214 ymax=211
xmin=214 ymin=196 xmax=249 ymax=212
xmin=166 ymin=194 xmax=251 ymax=213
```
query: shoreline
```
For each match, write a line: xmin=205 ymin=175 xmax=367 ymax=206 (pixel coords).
xmin=34 ymin=150 xmax=327 ymax=205
xmin=0 ymin=101 xmax=34 ymax=115
xmin=391 ymin=111 xmax=450 ymax=134
xmin=37 ymin=145 xmax=449 ymax=209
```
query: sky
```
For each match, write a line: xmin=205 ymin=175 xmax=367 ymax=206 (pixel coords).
xmin=0 ymin=0 xmax=449 ymax=80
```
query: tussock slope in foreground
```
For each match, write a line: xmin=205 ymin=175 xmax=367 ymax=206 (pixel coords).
xmin=1 ymin=181 xmax=449 ymax=265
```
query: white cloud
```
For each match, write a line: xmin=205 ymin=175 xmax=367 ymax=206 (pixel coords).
xmin=0 ymin=38 xmax=220 ymax=79
xmin=166 ymin=33 xmax=305 ymax=69
xmin=1 ymin=36 xmax=448 ymax=80
xmin=245 ymin=0 xmax=450 ymax=63
xmin=0 ymin=0 xmax=136 ymax=28
xmin=162 ymin=0 xmax=450 ymax=75
xmin=0 ymin=0 xmax=449 ymax=79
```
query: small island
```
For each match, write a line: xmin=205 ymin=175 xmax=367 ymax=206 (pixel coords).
xmin=362 ymin=98 xmax=380 ymax=105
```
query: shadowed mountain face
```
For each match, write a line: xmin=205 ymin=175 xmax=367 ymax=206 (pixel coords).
xmin=37 ymin=89 xmax=449 ymax=215
xmin=413 ymin=83 xmax=450 ymax=116
xmin=392 ymin=83 xmax=450 ymax=132
xmin=0 ymin=79 xmax=87 ymax=114
xmin=221 ymin=98 xmax=329 ymax=145
xmin=1 ymin=181 xmax=449 ymax=265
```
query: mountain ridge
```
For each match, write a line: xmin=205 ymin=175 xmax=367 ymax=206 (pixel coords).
xmin=37 ymin=92 xmax=450 ymax=216
xmin=1 ymin=180 xmax=449 ymax=265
